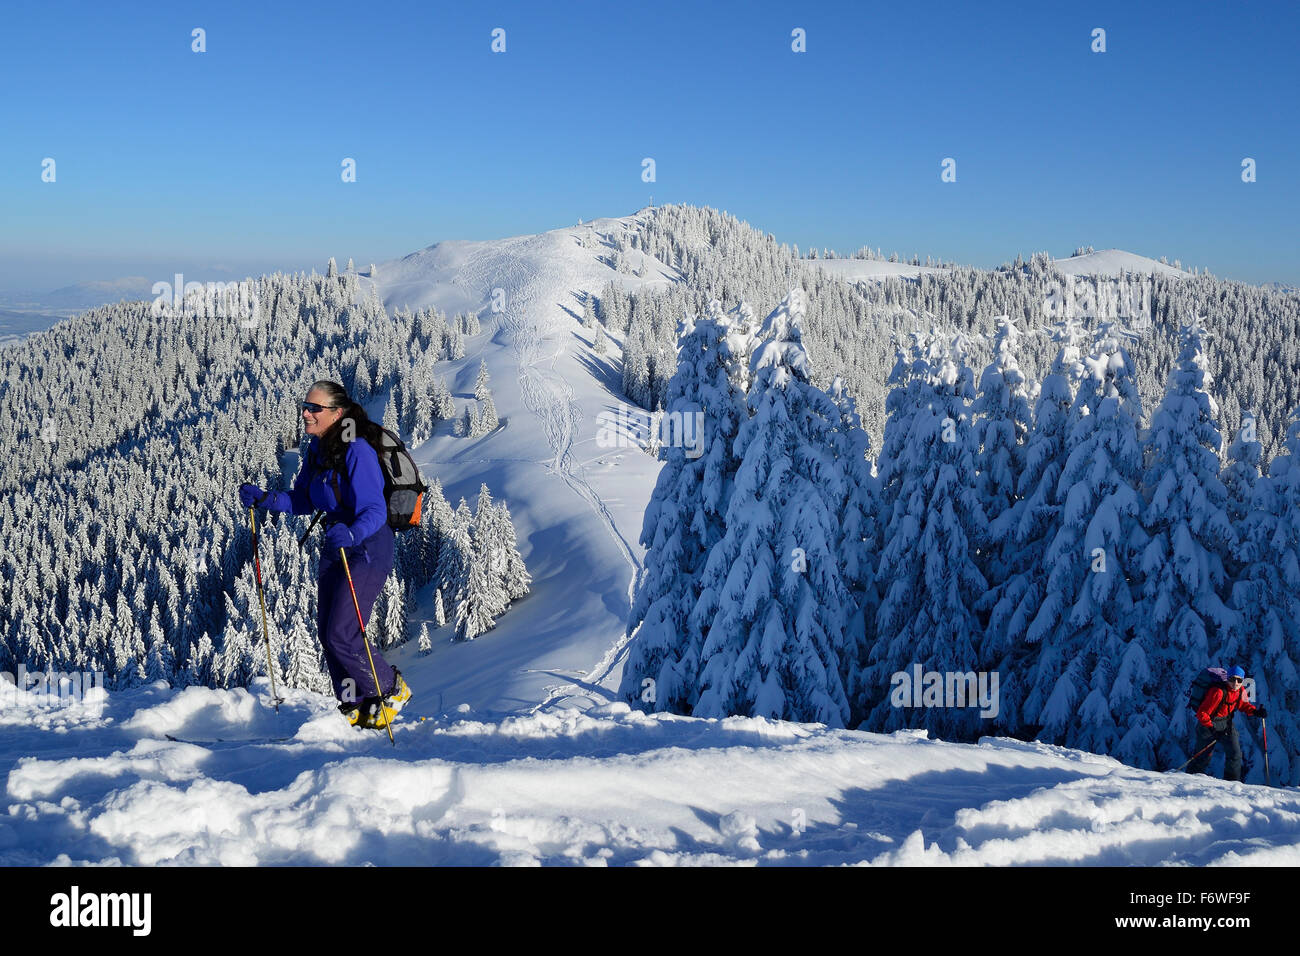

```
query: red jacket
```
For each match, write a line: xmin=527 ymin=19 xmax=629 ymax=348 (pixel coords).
xmin=1196 ymin=684 xmax=1259 ymax=729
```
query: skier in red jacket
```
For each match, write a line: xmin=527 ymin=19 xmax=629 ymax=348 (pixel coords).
xmin=1188 ymin=665 xmax=1265 ymax=780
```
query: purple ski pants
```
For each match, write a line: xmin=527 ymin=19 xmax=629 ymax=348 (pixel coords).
xmin=317 ymin=524 xmax=396 ymax=702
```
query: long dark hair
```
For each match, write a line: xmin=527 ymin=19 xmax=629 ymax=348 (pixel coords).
xmin=308 ymin=379 xmax=385 ymax=474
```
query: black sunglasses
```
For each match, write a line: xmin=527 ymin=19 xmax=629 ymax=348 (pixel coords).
xmin=301 ymin=402 xmax=341 ymax=413
xmin=1228 ymin=677 xmax=1245 ymax=684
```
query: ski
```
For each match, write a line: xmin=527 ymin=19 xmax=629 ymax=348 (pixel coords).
xmin=163 ymin=733 xmax=296 ymax=746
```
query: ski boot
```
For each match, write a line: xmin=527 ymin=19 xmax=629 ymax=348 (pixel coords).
xmin=385 ymin=669 xmax=412 ymax=716
xmin=357 ymin=696 xmax=396 ymax=730
xmin=338 ymin=701 xmax=364 ymax=727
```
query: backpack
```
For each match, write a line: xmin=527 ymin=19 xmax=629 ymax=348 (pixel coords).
xmin=366 ymin=426 xmax=428 ymax=531
xmin=1187 ymin=666 xmax=1229 ymax=712
xmin=298 ymin=427 xmax=427 ymax=548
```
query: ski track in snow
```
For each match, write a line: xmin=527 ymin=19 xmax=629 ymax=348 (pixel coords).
xmin=490 ymin=244 xmax=642 ymax=713
xmin=3 ymin=684 xmax=1298 ymax=867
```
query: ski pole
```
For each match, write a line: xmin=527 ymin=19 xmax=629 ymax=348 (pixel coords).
xmin=340 ymin=546 xmax=395 ymax=746
xmin=1262 ymin=717 xmax=1270 ymax=786
xmin=298 ymin=510 xmax=324 ymax=550
xmin=249 ymin=505 xmax=284 ymax=712
xmin=1174 ymin=735 xmax=1218 ymax=773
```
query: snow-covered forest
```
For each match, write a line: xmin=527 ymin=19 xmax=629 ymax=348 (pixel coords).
xmin=619 ymin=275 xmax=1300 ymax=786
xmin=606 ymin=205 xmax=1300 ymax=465
xmin=4 ymin=202 xmax=1298 ymax=787
xmin=0 ymin=270 xmax=528 ymax=694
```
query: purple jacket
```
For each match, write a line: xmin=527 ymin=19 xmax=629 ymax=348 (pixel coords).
xmin=265 ymin=435 xmax=387 ymax=543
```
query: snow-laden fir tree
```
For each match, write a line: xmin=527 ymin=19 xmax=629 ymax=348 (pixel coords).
xmin=1222 ymin=409 xmax=1300 ymax=784
xmin=434 ymin=588 xmax=446 ymax=628
xmin=471 ymin=393 xmax=498 ymax=435
xmin=864 ymin=332 xmax=988 ymax=738
xmin=418 ymin=621 xmax=432 ymax=655
xmin=593 ymin=323 xmax=608 ymax=356
xmin=971 ymin=315 xmax=1032 ymax=594
xmin=353 ymin=356 xmax=373 ymax=402
xmin=491 ymin=497 xmax=531 ymax=601
xmin=380 ymin=574 xmax=408 ymax=650
xmin=420 ymin=476 xmax=454 ymax=586
xmin=455 ymin=487 xmax=509 ymax=640
xmin=1135 ymin=321 xmax=1238 ymax=769
xmin=1222 ymin=410 xmax=1262 ymax=527
xmin=474 ymin=359 xmax=491 ymax=401
xmin=620 ymin=314 xmax=745 ymax=714
xmin=439 ymin=500 xmax=473 ymax=620
xmin=981 ymin=317 xmax=1086 ymax=732
xmin=723 ymin=300 xmax=760 ymax=394
xmin=874 ymin=330 xmax=941 ymax=526
xmin=690 ymin=288 xmax=851 ymax=726
xmin=1024 ymin=323 xmax=1148 ymax=759
xmin=827 ymin=374 xmax=881 ymax=724
xmin=433 ymin=375 xmax=455 ymax=421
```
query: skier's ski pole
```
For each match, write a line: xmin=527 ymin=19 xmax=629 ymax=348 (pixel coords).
xmin=1174 ymin=736 xmax=1218 ymax=773
xmin=298 ymin=510 xmax=324 ymax=550
xmin=1262 ymin=717 xmax=1270 ymax=786
xmin=249 ymin=505 xmax=283 ymax=712
xmin=340 ymin=546 xmax=395 ymax=746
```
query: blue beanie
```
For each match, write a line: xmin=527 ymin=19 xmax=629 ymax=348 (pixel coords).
xmin=1228 ymin=665 xmax=1246 ymax=679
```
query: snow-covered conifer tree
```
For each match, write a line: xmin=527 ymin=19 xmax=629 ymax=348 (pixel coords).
xmin=971 ymin=316 xmax=1032 ymax=589
xmin=1222 ymin=410 xmax=1262 ymax=527
xmin=439 ymin=500 xmax=473 ymax=621
xmin=1134 ymin=321 xmax=1237 ymax=768
xmin=1223 ymin=409 xmax=1300 ymax=784
xmin=981 ymin=317 xmax=1086 ymax=732
xmin=380 ymin=575 xmax=408 ymax=650
xmin=620 ymin=314 xmax=745 ymax=713
xmin=471 ymin=394 xmax=498 ymax=435
xmin=690 ymin=288 xmax=851 ymax=726
xmin=455 ymin=488 xmax=508 ymax=640
xmin=865 ymin=332 xmax=988 ymax=738
xmin=1024 ymin=323 xmax=1147 ymax=758
xmin=491 ymin=497 xmax=530 ymax=601
xmin=827 ymin=375 xmax=880 ymax=723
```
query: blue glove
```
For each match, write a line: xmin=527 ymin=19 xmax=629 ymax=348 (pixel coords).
xmin=324 ymin=524 xmax=355 ymax=550
xmin=239 ymin=483 xmax=269 ymax=508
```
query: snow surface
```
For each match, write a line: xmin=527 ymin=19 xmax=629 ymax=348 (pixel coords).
xmin=1052 ymin=248 xmax=1188 ymax=279
xmin=3 ymin=680 xmax=1297 ymax=866
xmin=800 ymin=249 xmax=1187 ymax=285
xmin=366 ymin=213 xmax=677 ymax=715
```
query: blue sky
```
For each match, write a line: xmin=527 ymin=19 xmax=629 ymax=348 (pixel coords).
xmin=2 ymin=0 xmax=1297 ymax=293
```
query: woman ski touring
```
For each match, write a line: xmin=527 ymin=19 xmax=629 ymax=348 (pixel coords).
xmin=239 ymin=380 xmax=412 ymax=729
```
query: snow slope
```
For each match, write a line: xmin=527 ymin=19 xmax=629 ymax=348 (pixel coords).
xmin=1051 ymin=248 xmax=1188 ymax=279
xmin=2 ymin=682 xmax=1297 ymax=866
xmin=367 ymin=214 xmax=676 ymax=716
